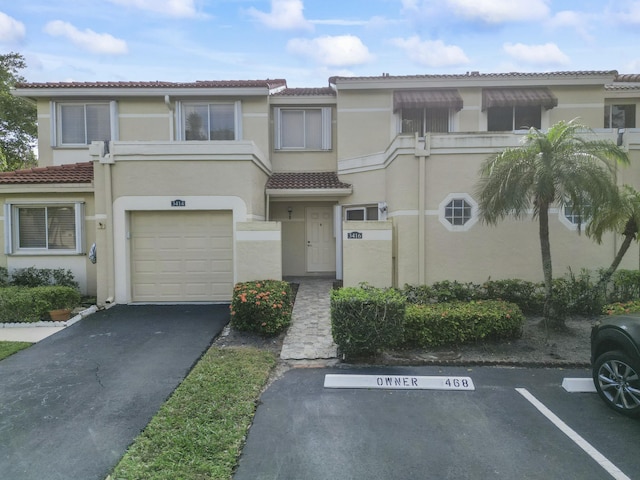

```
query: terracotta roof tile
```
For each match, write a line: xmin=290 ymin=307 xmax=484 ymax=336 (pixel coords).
xmin=615 ymin=74 xmax=640 ymax=82
xmin=273 ymin=87 xmax=336 ymax=96
xmin=0 ymin=162 xmax=94 ymax=184
xmin=330 ymin=71 xmax=619 ymax=84
xmin=266 ymin=172 xmax=351 ymax=190
xmin=15 ymin=79 xmax=287 ymax=90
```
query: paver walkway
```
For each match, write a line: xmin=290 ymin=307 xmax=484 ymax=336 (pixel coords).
xmin=280 ymin=277 xmax=338 ymax=361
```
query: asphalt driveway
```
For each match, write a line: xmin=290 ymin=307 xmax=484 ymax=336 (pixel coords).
xmin=0 ymin=304 xmax=228 ymax=480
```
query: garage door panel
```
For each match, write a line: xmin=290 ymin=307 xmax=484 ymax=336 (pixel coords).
xmin=131 ymin=211 xmax=233 ymax=302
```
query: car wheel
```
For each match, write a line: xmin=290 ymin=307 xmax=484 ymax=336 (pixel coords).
xmin=593 ymin=350 xmax=640 ymax=418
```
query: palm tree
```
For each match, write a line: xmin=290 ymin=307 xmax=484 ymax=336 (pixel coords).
xmin=586 ymin=184 xmax=640 ymax=287
xmin=475 ymin=119 xmax=629 ymax=328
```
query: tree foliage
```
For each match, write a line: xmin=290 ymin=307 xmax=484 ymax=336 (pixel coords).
xmin=0 ymin=52 xmax=37 ymax=171
xmin=475 ymin=119 xmax=629 ymax=328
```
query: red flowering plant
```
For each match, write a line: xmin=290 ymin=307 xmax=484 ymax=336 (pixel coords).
xmin=230 ymin=280 xmax=293 ymax=336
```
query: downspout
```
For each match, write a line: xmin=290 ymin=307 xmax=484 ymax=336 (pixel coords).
xmin=103 ymin=150 xmax=115 ymax=303
xmin=416 ymin=132 xmax=429 ymax=285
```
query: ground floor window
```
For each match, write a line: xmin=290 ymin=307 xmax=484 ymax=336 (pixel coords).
xmin=438 ymin=193 xmax=478 ymax=231
xmin=5 ymin=203 xmax=84 ymax=254
xmin=344 ymin=205 xmax=379 ymax=221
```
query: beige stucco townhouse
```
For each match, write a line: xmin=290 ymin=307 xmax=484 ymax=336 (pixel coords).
xmin=2 ymin=71 xmax=639 ymax=306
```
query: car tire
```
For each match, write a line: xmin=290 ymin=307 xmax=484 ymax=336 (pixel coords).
xmin=593 ymin=350 xmax=640 ymax=418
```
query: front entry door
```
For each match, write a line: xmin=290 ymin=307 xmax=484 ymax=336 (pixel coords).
xmin=306 ymin=206 xmax=335 ymax=272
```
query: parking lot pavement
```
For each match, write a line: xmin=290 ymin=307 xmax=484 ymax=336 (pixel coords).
xmin=234 ymin=365 xmax=640 ymax=480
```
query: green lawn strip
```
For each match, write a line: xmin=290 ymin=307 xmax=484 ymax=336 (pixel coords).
xmin=110 ymin=347 xmax=277 ymax=480
xmin=0 ymin=341 xmax=32 ymax=360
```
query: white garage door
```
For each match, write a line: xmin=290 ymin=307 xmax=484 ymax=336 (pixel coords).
xmin=131 ymin=211 xmax=233 ymax=302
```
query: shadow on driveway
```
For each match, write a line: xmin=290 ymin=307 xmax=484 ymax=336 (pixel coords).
xmin=0 ymin=304 xmax=228 ymax=480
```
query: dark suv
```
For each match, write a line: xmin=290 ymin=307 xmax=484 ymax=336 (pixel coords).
xmin=591 ymin=314 xmax=640 ymax=417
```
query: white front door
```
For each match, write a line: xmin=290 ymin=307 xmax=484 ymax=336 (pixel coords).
xmin=306 ymin=206 xmax=335 ymax=272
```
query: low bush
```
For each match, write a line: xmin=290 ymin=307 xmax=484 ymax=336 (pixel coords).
xmin=10 ymin=266 xmax=79 ymax=290
xmin=481 ymin=279 xmax=544 ymax=314
xmin=0 ymin=267 xmax=9 ymax=287
xmin=403 ymin=300 xmax=524 ymax=348
xmin=230 ymin=280 xmax=293 ymax=336
xmin=331 ymin=285 xmax=406 ymax=358
xmin=0 ymin=286 xmax=81 ymax=323
xmin=602 ymin=300 xmax=640 ymax=316
xmin=608 ymin=270 xmax=640 ymax=303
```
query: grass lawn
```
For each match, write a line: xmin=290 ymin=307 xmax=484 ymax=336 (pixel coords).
xmin=0 ymin=341 xmax=32 ymax=360
xmin=109 ymin=347 xmax=277 ymax=480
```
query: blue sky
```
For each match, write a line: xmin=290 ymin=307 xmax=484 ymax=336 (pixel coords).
xmin=1 ymin=0 xmax=639 ymax=87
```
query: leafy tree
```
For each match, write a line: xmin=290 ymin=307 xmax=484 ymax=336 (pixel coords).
xmin=0 ymin=52 xmax=37 ymax=171
xmin=586 ymin=184 xmax=640 ymax=286
xmin=475 ymin=119 xmax=629 ymax=328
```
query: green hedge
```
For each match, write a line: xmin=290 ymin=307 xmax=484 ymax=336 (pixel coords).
xmin=230 ymin=280 xmax=293 ymax=336
xmin=330 ymin=285 xmax=406 ymax=358
xmin=403 ymin=300 xmax=524 ymax=347
xmin=0 ymin=286 xmax=81 ymax=323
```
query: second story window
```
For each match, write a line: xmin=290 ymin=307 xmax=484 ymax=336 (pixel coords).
xmin=483 ymin=88 xmax=557 ymax=132
xmin=182 ymin=103 xmax=236 ymax=140
xmin=401 ymin=107 xmax=450 ymax=134
xmin=487 ymin=106 xmax=541 ymax=131
xmin=394 ymin=90 xmax=463 ymax=136
xmin=274 ymin=107 xmax=332 ymax=150
xmin=57 ymin=103 xmax=111 ymax=146
xmin=605 ymin=105 xmax=636 ymax=128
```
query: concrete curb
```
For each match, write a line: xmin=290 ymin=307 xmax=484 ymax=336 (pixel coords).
xmin=0 ymin=305 xmax=100 ymax=329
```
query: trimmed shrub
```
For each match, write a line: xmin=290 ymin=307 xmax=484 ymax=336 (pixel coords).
xmin=402 ymin=280 xmax=479 ymax=305
xmin=0 ymin=286 xmax=81 ymax=323
xmin=10 ymin=267 xmax=79 ymax=290
xmin=0 ymin=267 xmax=9 ymax=287
xmin=230 ymin=280 xmax=293 ymax=336
xmin=480 ymin=279 xmax=544 ymax=314
xmin=403 ymin=300 xmax=524 ymax=348
xmin=331 ymin=285 xmax=406 ymax=357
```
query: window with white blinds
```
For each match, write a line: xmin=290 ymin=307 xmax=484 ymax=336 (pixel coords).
xmin=58 ymin=103 xmax=111 ymax=145
xmin=6 ymin=203 xmax=84 ymax=254
xmin=274 ymin=107 xmax=331 ymax=150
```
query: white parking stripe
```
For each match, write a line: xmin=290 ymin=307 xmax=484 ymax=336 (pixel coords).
xmin=516 ymin=388 xmax=631 ymax=480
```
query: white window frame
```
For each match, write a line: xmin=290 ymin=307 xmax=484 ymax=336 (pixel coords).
xmin=4 ymin=202 xmax=85 ymax=255
xmin=274 ymin=107 xmax=332 ymax=150
xmin=604 ymin=104 xmax=636 ymax=129
xmin=438 ymin=193 xmax=478 ymax=232
xmin=175 ymin=101 xmax=241 ymax=141
xmin=559 ymin=203 xmax=590 ymax=231
xmin=50 ymin=101 xmax=117 ymax=147
xmin=343 ymin=203 xmax=387 ymax=221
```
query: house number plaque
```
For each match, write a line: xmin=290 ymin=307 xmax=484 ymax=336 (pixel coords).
xmin=171 ymin=199 xmax=186 ymax=207
xmin=347 ymin=231 xmax=363 ymax=239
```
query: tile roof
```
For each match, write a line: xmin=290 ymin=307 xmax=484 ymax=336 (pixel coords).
xmin=266 ymin=172 xmax=351 ymax=190
xmin=0 ymin=162 xmax=94 ymax=184
xmin=15 ymin=79 xmax=287 ymax=89
xmin=272 ymin=87 xmax=336 ymax=97
xmin=615 ymin=74 xmax=640 ymax=82
xmin=329 ymin=71 xmax=619 ymax=83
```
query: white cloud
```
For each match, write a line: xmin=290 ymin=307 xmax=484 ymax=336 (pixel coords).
xmin=547 ymin=11 xmax=593 ymax=41
xmin=445 ymin=0 xmax=549 ymax=24
xmin=247 ymin=0 xmax=313 ymax=31
xmin=0 ymin=12 xmax=26 ymax=43
xmin=107 ymin=0 xmax=197 ymax=18
xmin=614 ymin=0 xmax=640 ymax=24
xmin=44 ymin=21 xmax=128 ymax=55
xmin=503 ymin=42 xmax=570 ymax=67
xmin=391 ymin=36 xmax=469 ymax=67
xmin=287 ymin=35 xmax=374 ymax=67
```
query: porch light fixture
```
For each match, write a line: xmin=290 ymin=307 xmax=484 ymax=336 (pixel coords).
xmin=287 ymin=206 xmax=293 ymax=219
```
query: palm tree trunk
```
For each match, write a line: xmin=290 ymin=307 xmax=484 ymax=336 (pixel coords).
xmin=538 ymin=204 xmax=559 ymax=327
xmin=599 ymin=234 xmax=635 ymax=287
